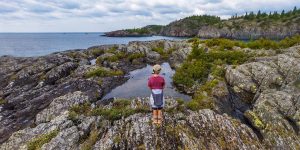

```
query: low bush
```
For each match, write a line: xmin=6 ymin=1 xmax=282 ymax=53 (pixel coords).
xmin=186 ymin=79 xmax=219 ymax=110
xmin=173 ymin=60 xmax=210 ymax=87
xmin=204 ymin=38 xmax=246 ymax=50
xmin=247 ymin=38 xmax=279 ymax=49
xmin=203 ymin=34 xmax=300 ymax=50
xmin=174 ymin=38 xmax=250 ymax=89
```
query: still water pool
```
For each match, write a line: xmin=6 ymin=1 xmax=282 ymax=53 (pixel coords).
xmin=102 ymin=62 xmax=191 ymax=100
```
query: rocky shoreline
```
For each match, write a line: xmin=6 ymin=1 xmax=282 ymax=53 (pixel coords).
xmin=0 ymin=39 xmax=300 ymax=149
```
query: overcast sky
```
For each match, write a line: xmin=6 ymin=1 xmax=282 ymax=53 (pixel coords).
xmin=0 ymin=0 xmax=299 ymax=32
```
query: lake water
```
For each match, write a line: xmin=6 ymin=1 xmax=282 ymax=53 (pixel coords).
xmin=102 ymin=62 xmax=191 ymax=101
xmin=0 ymin=33 xmax=185 ymax=57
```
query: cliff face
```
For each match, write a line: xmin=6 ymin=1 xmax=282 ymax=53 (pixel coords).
xmin=197 ymin=19 xmax=300 ymax=39
xmin=0 ymin=40 xmax=300 ymax=149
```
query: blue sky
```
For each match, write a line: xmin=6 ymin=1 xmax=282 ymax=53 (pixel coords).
xmin=0 ymin=0 xmax=299 ymax=32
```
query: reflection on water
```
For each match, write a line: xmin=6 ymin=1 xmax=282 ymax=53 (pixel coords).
xmin=102 ymin=62 xmax=191 ymax=100
xmin=90 ymin=59 xmax=96 ymax=65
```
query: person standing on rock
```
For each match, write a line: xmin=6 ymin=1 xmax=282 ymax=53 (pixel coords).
xmin=148 ymin=64 xmax=165 ymax=125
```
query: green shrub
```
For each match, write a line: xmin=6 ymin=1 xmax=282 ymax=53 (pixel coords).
xmin=247 ymin=38 xmax=279 ymax=49
xmin=204 ymin=38 xmax=245 ymax=50
xmin=207 ymin=50 xmax=249 ymax=65
xmin=186 ymin=79 xmax=218 ymax=111
xmin=211 ymin=64 xmax=225 ymax=78
xmin=0 ymin=98 xmax=7 ymax=105
xmin=279 ymin=34 xmax=300 ymax=48
xmin=85 ymin=67 xmax=123 ymax=78
xmin=174 ymin=38 xmax=250 ymax=89
xmin=203 ymin=34 xmax=300 ymax=50
xmin=27 ymin=129 xmax=59 ymax=150
xmin=173 ymin=60 xmax=210 ymax=87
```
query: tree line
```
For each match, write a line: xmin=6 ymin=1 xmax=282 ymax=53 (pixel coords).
xmin=230 ymin=6 xmax=300 ymax=20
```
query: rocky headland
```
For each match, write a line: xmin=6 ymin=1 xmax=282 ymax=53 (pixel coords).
xmin=106 ymin=8 xmax=300 ymax=40
xmin=0 ymin=36 xmax=300 ymax=149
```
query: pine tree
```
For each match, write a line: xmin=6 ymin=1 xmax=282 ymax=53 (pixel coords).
xmin=244 ymin=12 xmax=248 ymax=19
xmin=257 ymin=10 xmax=261 ymax=18
xmin=249 ymin=11 xmax=255 ymax=19
xmin=261 ymin=12 xmax=268 ymax=18
xmin=273 ymin=11 xmax=279 ymax=19
xmin=293 ymin=6 xmax=297 ymax=13
xmin=281 ymin=10 xmax=285 ymax=16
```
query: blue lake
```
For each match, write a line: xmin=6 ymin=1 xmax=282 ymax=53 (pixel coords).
xmin=0 ymin=33 xmax=185 ymax=57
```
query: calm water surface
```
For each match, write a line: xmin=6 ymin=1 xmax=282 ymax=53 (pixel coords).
xmin=0 ymin=33 xmax=185 ymax=57
xmin=102 ymin=62 xmax=191 ymax=101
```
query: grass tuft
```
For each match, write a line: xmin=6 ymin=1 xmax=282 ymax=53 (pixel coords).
xmin=27 ymin=129 xmax=59 ymax=150
xmin=85 ymin=67 xmax=123 ymax=78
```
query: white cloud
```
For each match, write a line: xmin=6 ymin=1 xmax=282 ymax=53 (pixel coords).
xmin=0 ymin=0 xmax=299 ymax=32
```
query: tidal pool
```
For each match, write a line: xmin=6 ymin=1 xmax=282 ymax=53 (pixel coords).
xmin=102 ymin=62 xmax=191 ymax=100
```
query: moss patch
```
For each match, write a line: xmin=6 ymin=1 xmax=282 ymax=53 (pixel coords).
xmin=27 ymin=129 xmax=59 ymax=150
xmin=244 ymin=110 xmax=265 ymax=130
xmin=0 ymin=98 xmax=7 ymax=105
xmin=69 ymin=99 xmax=150 ymax=122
